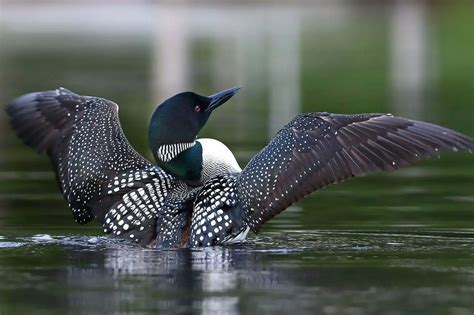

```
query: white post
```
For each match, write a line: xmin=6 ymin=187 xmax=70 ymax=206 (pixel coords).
xmin=390 ymin=0 xmax=430 ymax=118
xmin=0 ymin=0 xmax=4 ymax=142
xmin=152 ymin=4 xmax=189 ymax=105
xmin=268 ymin=9 xmax=301 ymax=137
xmin=234 ymin=18 xmax=267 ymax=142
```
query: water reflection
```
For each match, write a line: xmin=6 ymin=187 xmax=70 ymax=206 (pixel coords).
xmin=1 ymin=231 xmax=474 ymax=314
xmin=64 ymin=241 xmax=264 ymax=314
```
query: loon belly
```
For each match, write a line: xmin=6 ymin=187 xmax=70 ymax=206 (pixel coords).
xmin=197 ymin=138 xmax=242 ymax=182
xmin=223 ymin=226 xmax=250 ymax=244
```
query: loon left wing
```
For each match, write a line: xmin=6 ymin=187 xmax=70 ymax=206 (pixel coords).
xmin=189 ymin=112 xmax=474 ymax=246
xmin=6 ymin=88 xmax=177 ymax=236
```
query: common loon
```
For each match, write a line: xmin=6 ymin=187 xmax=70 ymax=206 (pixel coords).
xmin=6 ymin=87 xmax=474 ymax=248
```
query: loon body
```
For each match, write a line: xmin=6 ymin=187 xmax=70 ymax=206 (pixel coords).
xmin=6 ymin=87 xmax=474 ymax=248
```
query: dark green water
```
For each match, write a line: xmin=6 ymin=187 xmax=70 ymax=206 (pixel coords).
xmin=0 ymin=2 xmax=473 ymax=314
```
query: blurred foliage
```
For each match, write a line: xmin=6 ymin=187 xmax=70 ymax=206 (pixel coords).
xmin=432 ymin=2 xmax=474 ymax=134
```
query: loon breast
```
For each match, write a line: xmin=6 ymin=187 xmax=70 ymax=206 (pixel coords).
xmin=196 ymin=138 xmax=241 ymax=183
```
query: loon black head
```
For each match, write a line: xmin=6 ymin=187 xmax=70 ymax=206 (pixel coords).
xmin=148 ymin=87 xmax=240 ymax=184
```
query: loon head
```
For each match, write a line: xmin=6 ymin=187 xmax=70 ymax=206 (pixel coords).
xmin=148 ymin=87 xmax=240 ymax=185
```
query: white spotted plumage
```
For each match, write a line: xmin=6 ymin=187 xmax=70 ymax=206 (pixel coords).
xmin=6 ymin=88 xmax=188 ymax=244
xmin=185 ymin=112 xmax=474 ymax=247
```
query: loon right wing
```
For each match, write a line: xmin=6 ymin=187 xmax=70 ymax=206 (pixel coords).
xmin=189 ymin=112 xmax=474 ymax=247
xmin=6 ymin=88 xmax=176 ymax=234
xmin=238 ymin=112 xmax=473 ymax=232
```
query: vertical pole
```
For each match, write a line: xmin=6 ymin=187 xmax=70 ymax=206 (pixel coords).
xmin=268 ymin=9 xmax=301 ymax=137
xmin=390 ymin=0 xmax=430 ymax=118
xmin=152 ymin=4 xmax=189 ymax=105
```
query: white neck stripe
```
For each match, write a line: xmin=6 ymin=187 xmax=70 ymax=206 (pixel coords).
xmin=156 ymin=142 xmax=195 ymax=162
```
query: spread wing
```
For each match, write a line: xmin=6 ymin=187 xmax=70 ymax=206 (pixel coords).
xmin=6 ymin=88 xmax=175 ymax=228
xmin=237 ymin=112 xmax=474 ymax=232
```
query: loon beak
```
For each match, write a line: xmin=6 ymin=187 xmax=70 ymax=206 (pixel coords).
xmin=206 ymin=87 xmax=241 ymax=112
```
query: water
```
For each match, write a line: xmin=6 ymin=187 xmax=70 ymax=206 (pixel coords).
xmin=0 ymin=1 xmax=473 ymax=314
xmin=0 ymin=230 xmax=473 ymax=314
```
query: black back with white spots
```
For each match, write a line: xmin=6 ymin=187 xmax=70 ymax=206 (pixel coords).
xmin=188 ymin=112 xmax=474 ymax=246
xmin=154 ymin=182 xmax=202 ymax=248
xmin=189 ymin=173 xmax=246 ymax=247
xmin=6 ymin=88 xmax=181 ymax=245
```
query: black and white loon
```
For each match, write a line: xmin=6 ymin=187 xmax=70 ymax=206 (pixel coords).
xmin=6 ymin=87 xmax=474 ymax=248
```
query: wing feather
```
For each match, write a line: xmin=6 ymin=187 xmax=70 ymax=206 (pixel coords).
xmin=237 ymin=112 xmax=474 ymax=232
xmin=6 ymin=88 xmax=175 ymax=227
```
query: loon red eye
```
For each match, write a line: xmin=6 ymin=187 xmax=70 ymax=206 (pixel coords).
xmin=194 ymin=105 xmax=201 ymax=112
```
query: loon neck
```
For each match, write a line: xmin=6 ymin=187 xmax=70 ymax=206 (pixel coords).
xmin=155 ymin=141 xmax=196 ymax=163
xmin=153 ymin=138 xmax=241 ymax=186
xmin=155 ymin=142 xmax=203 ymax=186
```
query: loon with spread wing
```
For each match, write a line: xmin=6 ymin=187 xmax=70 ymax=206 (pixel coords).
xmin=6 ymin=87 xmax=474 ymax=248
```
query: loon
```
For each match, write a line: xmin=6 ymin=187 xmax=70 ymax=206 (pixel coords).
xmin=6 ymin=87 xmax=474 ymax=248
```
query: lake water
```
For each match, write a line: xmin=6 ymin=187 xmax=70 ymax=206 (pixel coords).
xmin=0 ymin=2 xmax=473 ymax=314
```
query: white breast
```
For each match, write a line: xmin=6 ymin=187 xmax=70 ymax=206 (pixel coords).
xmin=196 ymin=138 xmax=241 ymax=183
